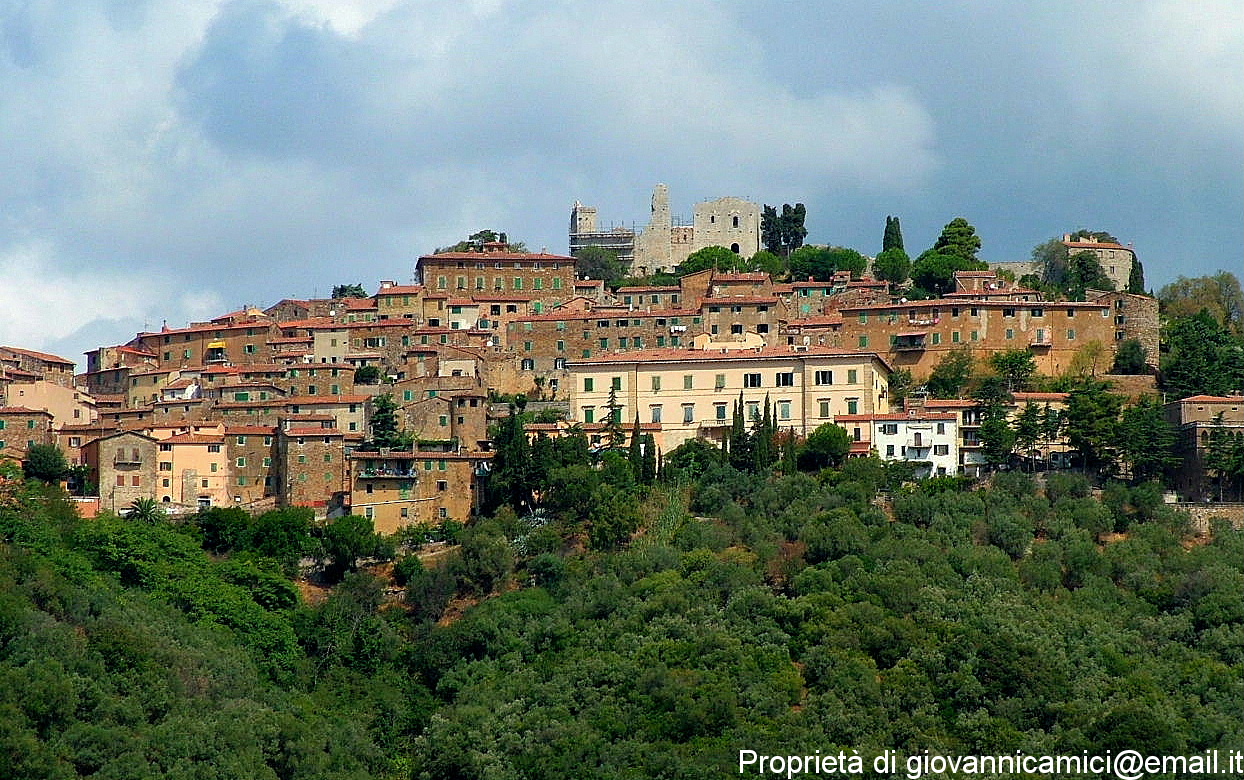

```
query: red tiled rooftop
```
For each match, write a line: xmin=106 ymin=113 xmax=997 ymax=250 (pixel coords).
xmin=702 ymin=296 xmax=780 ymax=305
xmin=224 ymin=425 xmax=277 ymax=435
xmin=835 ymin=412 xmax=957 ymax=421
xmin=277 ymin=318 xmax=340 ymax=329
xmin=142 ymin=321 xmax=264 ymax=337
xmin=375 ymin=286 xmax=424 ymax=296
xmin=785 ymin=316 xmax=845 ymax=326
xmin=284 ymin=394 xmax=370 ymax=404
xmin=1012 ymin=392 xmax=1070 ymax=402
xmin=116 ymin=346 xmax=158 ymax=357
xmin=1173 ymin=395 xmax=1244 ymax=403
xmin=420 ymin=250 xmax=573 ymax=261
xmin=163 ymin=433 xmax=224 ymax=444
xmin=0 ymin=345 xmax=75 ymax=365
xmin=570 ymin=345 xmax=883 ymax=365
xmin=616 ymin=286 xmax=681 ymax=294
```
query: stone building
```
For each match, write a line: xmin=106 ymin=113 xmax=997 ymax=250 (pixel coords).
xmin=225 ymin=425 xmax=279 ymax=508
xmin=0 ymin=407 xmax=56 ymax=458
xmin=1062 ymin=234 xmax=1138 ymax=291
xmin=1165 ymin=394 xmax=1244 ymax=501
xmin=416 ymin=242 xmax=576 ymax=304
xmin=0 ymin=346 xmax=77 ymax=387
xmin=277 ymin=423 xmax=347 ymax=511
xmin=85 ymin=430 xmax=158 ymax=512
xmin=829 ymin=284 xmax=1158 ymax=380
xmin=570 ymin=185 xmax=761 ymax=275
xmin=347 ymin=448 xmax=490 ymax=533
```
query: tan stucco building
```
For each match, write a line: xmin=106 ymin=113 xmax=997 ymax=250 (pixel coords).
xmin=568 ymin=343 xmax=891 ymax=453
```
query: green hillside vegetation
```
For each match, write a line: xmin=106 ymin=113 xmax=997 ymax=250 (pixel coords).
xmin=3 ymin=435 xmax=1243 ymax=778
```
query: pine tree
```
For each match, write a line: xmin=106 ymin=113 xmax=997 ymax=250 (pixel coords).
xmin=369 ymin=393 xmax=409 ymax=449
xmin=603 ymin=386 xmax=625 ymax=448
xmin=883 ymin=215 xmax=904 ymax=252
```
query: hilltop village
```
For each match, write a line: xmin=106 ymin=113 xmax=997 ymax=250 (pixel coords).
xmin=1 ymin=190 xmax=1239 ymax=530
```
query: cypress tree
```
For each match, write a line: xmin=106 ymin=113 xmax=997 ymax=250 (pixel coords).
xmin=628 ymin=416 xmax=643 ymax=480
xmin=753 ymin=396 xmax=775 ymax=471
xmin=641 ymin=433 xmax=658 ymax=484
xmin=728 ymin=393 xmax=752 ymax=471
xmin=883 ymin=215 xmax=905 ymax=252
xmin=1127 ymin=259 xmax=1146 ymax=294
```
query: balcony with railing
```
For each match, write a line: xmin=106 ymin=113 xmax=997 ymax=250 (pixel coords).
xmin=893 ymin=332 xmax=928 ymax=351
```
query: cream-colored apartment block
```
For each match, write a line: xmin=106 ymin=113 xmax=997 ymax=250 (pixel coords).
xmin=568 ymin=344 xmax=891 ymax=453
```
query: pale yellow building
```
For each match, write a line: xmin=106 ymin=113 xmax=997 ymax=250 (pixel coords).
xmin=1 ymin=379 xmax=97 ymax=429
xmin=567 ymin=344 xmax=891 ymax=453
xmin=146 ymin=423 xmax=232 ymax=509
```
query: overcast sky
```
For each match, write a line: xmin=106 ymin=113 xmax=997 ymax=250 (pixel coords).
xmin=1 ymin=0 xmax=1240 ymax=366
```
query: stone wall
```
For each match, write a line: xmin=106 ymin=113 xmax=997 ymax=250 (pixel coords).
xmin=1175 ymin=503 xmax=1244 ymax=534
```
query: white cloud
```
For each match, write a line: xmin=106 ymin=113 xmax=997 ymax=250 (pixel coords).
xmin=0 ymin=241 xmax=221 ymax=356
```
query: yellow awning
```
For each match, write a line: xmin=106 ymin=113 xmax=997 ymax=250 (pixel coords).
xmin=207 ymin=341 xmax=226 ymax=348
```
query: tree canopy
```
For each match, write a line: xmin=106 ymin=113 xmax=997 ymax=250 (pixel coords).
xmin=675 ymin=245 xmax=743 ymax=276
xmin=882 ymin=215 xmax=904 ymax=251
xmin=330 ymin=283 xmax=368 ymax=299
xmin=912 ymin=218 xmax=988 ymax=296
xmin=760 ymin=203 xmax=807 ymax=256
xmin=1159 ymin=272 xmax=1244 ymax=334
xmin=436 ymin=229 xmax=527 ymax=253
xmin=787 ymin=245 xmax=868 ymax=282
xmin=1160 ymin=309 xmax=1244 ymax=399
xmin=23 ymin=443 xmax=69 ymax=483
xmin=574 ymin=246 xmax=627 ymax=287
xmin=873 ymin=247 xmax=911 ymax=285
